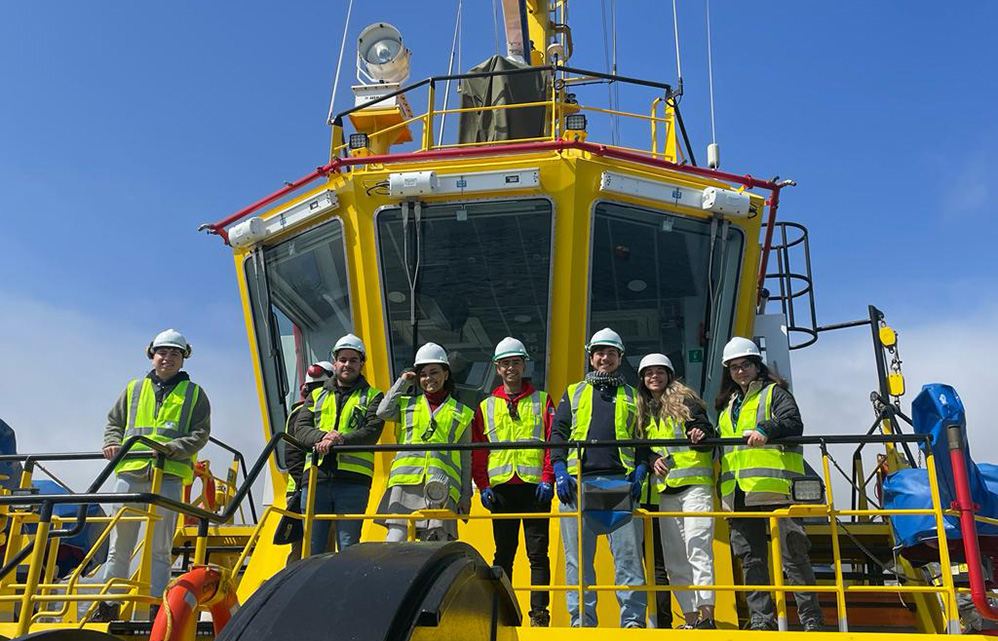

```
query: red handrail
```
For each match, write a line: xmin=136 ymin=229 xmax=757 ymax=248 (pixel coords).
xmin=947 ymin=424 xmax=998 ymax=621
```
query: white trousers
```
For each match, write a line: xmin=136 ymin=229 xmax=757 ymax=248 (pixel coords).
xmin=658 ymin=483 xmax=715 ymax=613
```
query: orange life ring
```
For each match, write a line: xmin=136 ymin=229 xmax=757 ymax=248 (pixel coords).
xmin=150 ymin=564 xmax=238 ymax=641
xmin=183 ymin=461 xmax=217 ymax=525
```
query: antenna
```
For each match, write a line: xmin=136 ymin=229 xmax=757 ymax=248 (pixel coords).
xmin=671 ymin=0 xmax=683 ymax=98
xmin=326 ymin=0 xmax=355 ymax=125
xmin=706 ymin=0 xmax=720 ymax=168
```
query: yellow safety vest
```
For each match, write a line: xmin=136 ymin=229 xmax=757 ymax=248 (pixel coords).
xmin=388 ymin=395 xmax=474 ymax=504
xmin=646 ymin=415 xmax=714 ymax=493
xmin=481 ymin=390 xmax=548 ymax=485
xmin=565 ymin=382 xmax=637 ymax=474
xmin=718 ymin=383 xmax=804 ymax=503
xmin=307 ymin=384 xmax=382 ymax=478
xmin=115 ymin=378 xmax=200 ymax=482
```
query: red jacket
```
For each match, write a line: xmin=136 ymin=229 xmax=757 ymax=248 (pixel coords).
xmin=472 ymin=382 xmax=555 ymax=489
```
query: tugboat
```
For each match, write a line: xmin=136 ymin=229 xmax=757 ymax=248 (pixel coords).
xmin=1 ymin=1 xmax=995 ymax=639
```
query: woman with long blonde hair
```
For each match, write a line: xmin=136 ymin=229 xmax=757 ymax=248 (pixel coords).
xmin=637 ymin=353 xmax=717 ymax=629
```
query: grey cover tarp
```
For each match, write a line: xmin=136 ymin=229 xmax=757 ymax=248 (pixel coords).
xmin=458 ymin=55 xmax=547 ymax=144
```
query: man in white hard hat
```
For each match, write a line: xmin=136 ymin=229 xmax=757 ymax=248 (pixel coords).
xmin=471 ymin=337 xmax=555 ymax=627
xmin=294 ymin=334 xmax=385 ymax=555
xmin=276 ymin=361 xmax=334 ymax=562
xmin=550 ymin=327 xmax=650 ymax=628
xmin=95 ymin=329 xmax=211 ymax=622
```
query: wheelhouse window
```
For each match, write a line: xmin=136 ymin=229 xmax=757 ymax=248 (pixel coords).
xmin=589 ymin=201 xmax=743 ymax=405
xmin=245 ymin=219 xmax=352 ymax=460
xmin=377 ymin=199 xmax=553 ymax=408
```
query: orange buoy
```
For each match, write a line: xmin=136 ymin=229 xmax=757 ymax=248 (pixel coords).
xmin=150 ymin=564 xmax=238 ymax=641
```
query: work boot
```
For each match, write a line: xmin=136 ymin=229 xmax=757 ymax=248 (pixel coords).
xmin=694 ymin=618 xmax=717 ymax=630
xmin=529 ymin=611 xmax=550 ymax=627
xmin=90 ymin=601 xmax=120 ymax=623
xmin=802 ymin=620 xmax=823 ymax=632
xmin=748 ymin=619 xmax=777 ymax=631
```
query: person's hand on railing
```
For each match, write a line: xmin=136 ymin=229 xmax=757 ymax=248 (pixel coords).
xmin=314 ymin=431 xmax=344 ymax=455
xmin=535 ymin=482 xmax=553 ymax=503
xmin=102 ymin=445 xmax=120 ymax=461
xmin=652 ymin=455 xmax=670 ymax=477
xmin=553 ymin=461 xmax=576 ymax=505
xmin=628 ymin=464 xmax=649 ymax=500
xmin=480 ymin=488 xmax=496 ymax=511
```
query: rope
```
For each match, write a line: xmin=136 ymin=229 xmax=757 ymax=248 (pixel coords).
xmin=158 ymin=574 xmax=185 ymax=641
xmin=325 ymin=0 xmax=355 ymax=125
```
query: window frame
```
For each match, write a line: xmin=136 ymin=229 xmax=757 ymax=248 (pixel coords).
xmin=373 ymin=196 xmax=557 ymax=392
xmin=586 ymin=197 xmax=746 ymax=397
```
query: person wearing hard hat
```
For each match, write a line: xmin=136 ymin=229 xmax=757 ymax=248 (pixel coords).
xmin=376 ymin=342 xmax=474 ymax=542
xmin=274 ymin=361 xmax=334 ymax=561
xmin=294 ymin=334 xmax=385 ymax=555
xmin=550 ymin=328 xmax=650 ymax=628
xmin=471 ymin=337 xmax=555 ymax=628
xmin=95 ymin=329 xmax=210 ymax=622
xmin=714 ymin=337 xmax=822 ymax=632
xmin=637 ymin=353 xmax=717 ymax=630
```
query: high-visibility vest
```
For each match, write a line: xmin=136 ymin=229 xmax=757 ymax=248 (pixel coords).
xmin=718 ymin=382 xmax=804 ymax=503
xmin=284 ymin=402 xmax=304 ymax=493
xmin=565 ymin=382 xmax=637 ymax=474
xmin=115 ymin=378 xmax=201 ymax=482
xmin=388 ymin=394 xmax=474 ymax=504
xmin=306 ymin=384 xmax=382 ymax=478
xmin=480 ymin=390 xmax=548 ymax=485
xmin=646 ymin=415 xmax=714 ymax=493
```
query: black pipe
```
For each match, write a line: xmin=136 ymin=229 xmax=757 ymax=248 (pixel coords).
xmin=670 ymin=98 xmax=697 ymax=166
xmin=209 ymin=436 xmax=258 ymax=524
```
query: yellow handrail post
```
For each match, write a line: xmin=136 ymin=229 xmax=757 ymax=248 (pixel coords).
xmin=641 ymin=508 xmax=655 ymax=623
xmin=821 ymin=446 xmax=850 ymax=632
xmin=575 ymin=445 xmax=584 ymax=622
xmin=194 ymin=519 xmax=209 ymax=565
xmin=15 ymin=502 xmax=52 ymax=637
xmin=407 ymin=515 xmax=417 ymax=542
xmin=926 ymin=450 xmax=961 ymax=634
xmin=769 ymin=514 xmax=788 ymax=631
xmin=423 ymin=81 xmax=436 ymax=151
xmin=550 ymin=72 xmax=559 ymax=141
xmin=302 ymin=461 xmax=318 ymax=558
xmin=650 ymin=97 xmax=662 ymax=156
xmin=130 ymin=460 xmax=165 ymax=620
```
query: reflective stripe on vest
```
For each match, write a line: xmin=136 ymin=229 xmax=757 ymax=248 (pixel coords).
xmin=646 ymin=415 xmax=713 ymax=491
xmin=481 ymin=391 xmax=547 ymax=485
xmin=717 ymin=383 xmax=804 ymax=501
xmin=388 ymin=395 xmax=474 ymax=504
xmin=285 ymin=403 xmax=302 ymax=493
xmin=116 ymin=378 xmax=200 ymax=482
xmin=565 ymin=382 xmax=637 ymax=474
xmin=307 ymin=385 xmax=382 ymax=478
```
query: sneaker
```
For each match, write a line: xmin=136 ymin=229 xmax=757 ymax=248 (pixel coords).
xmin=676 ymin=623 xmax=697 ymax=629
xmin=89 ymin=601 xmax=120 ymax=623
xmin=623 ymin=621 xmax=645 ymax=629
xmin=803 ymin=621 xmax=823 ymax=632
xmin=749 ymin=620 xmax=778 ymax=631
xmin=529 ymin=611 xmax=550 ymax=627
xmin=695 ymin=618 xmax=717 ymax=630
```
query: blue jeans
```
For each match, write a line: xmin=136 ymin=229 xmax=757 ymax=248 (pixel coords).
xmin=559 ymin=474 xmax=646 ymax=627
xmin=100 ymin=475 xmax=183 ymax=600
xmin=305 ymin=479 xmax=371 ymax=555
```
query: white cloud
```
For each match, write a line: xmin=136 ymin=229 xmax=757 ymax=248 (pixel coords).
xmin=0 ymin=292 xmax=263 ymax=498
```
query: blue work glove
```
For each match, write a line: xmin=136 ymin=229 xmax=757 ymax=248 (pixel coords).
xmin=553 ymin=461 xmax=577 ymax=505
xmin=480 ymin=488 xmax=496 ymax=511
xmin=628 ymin=464 xmax=649 ymax=501
xmin=535 ymin=481 xmax=554 ymax=503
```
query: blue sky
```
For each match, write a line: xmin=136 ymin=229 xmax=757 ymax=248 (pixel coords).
xmin=2 ymin=1 xmax=997 ymax=486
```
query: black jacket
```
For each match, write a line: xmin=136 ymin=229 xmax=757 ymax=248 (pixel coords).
xmin=293 ymin=375 xmax=385 ymax=486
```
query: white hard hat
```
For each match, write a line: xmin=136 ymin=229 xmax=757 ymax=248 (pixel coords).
xmin=587 ymin=327 xmax=625 ymax=355
xmin=332 ymin=333 xmax=366 ymax=358
xmin=493 ymin=337 xmax=529 ymax=362
xmin=305 ymin=361 xmax=335 ymax=384
xmin=638 ymin=353 xmax=674 ymax=377
xmin=414 ymin=342 xmax=449 ymax=367
xmin=146 ymin=329 xmax=192 ymax=359
xmin=722 ymin=337 xmax=761 ymax=365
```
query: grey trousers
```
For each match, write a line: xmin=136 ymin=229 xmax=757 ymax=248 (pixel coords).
xmin=728 ymin=511 xmax=823 ymax=628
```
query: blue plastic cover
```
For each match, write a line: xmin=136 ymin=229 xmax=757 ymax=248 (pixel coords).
xmin=581 ymin=477 xmax=634 ymax=535
xmin=883 ymin=384 xmax=998 ymax=548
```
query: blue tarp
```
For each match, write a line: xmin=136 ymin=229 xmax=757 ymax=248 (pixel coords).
xmin=883 ymin=384 xmax=998 ymax=548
